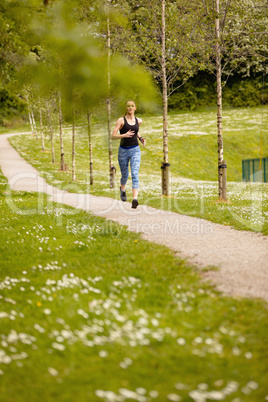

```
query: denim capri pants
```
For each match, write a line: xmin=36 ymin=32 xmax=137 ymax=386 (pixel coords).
xmin=118 ymin=145 xmax=141 ymax=189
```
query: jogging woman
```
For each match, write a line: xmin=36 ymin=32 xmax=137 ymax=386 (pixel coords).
xmin=111 ymin=100 xmax=146 ymax=209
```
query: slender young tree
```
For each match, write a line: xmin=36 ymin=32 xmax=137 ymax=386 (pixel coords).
xmin=28 ymin=103 xmax=35 ymax=136
xmin=58 ymin=90 xmax=65 ymax=171
xmin=24 ymin=90 xmax=37 ymax=138
xmin=215 ymin=0 xmax=226 ymax=200
xmin=31 ymin=108 xmax=38 ymax=139
xmin=161 ymin=0 xmax=170 ymax=195
xmin=106 ymin=9 xmax=115 ymax=188
xmin=46 ymin=100 xmax=55 ymax=163
xmin=39 ymin=106 xmax=45 ymax=152
xmin=87 ymin=111 xmax=94 ymax=185
xmin=72 ymin=108 xmax=76 ymax=181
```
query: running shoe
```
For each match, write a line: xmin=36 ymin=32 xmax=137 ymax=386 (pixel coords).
xmin=120 ymin=187 xmax=127 ymax=201
xmin=132 ymin=199 xmax=139 ymax=209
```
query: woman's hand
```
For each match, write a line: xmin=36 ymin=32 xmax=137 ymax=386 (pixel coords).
xmin=139 ymin=137 xmax=146 ymax=147
xmin=122 ymin=130 xmax=135 ymax=138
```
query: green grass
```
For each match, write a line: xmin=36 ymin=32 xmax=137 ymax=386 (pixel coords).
xmin=0 ymin=121 xmax=31 ymax=135
xmin=0 ymin=169 xmax=268 ymax=401
xmin=167 ymin=107 xmax=267 ymax=182
xmin=9 ymin=106 xmax=268 ymax=235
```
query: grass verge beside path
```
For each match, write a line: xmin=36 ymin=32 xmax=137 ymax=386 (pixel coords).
xmin=9 ymin=106 xmax=268 ymax=235
xmin=0 ymin=122 xmax=31 ymax=135
xmin=1 ymin=169 xmax=268 ymax=401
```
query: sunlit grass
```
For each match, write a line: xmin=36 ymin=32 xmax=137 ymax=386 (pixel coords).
xmin=0 ymin=122 xmax=31 ymax=135
xmin=9 ymin=106 xmax=268 ymax=235
xmin=1 ymin=169 xmax=268 ymax=401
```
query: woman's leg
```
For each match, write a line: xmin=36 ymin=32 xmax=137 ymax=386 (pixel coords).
xmin=118 ymin=147 xmax=130 ymax=189
xmin=132 ymin=188 xmax=139 ymax=199
xmin=130 ymin=147 xmax=141 ymax=198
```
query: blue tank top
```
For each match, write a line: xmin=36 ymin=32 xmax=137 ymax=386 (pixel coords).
xmin=120 ymin=116 xmax=139 ymax=148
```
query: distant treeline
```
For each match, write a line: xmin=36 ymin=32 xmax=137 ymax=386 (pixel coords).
xmin=1 ymin=72 xmax=267 ymax=125
xmin=169 ymin=72 xmax=267 ymax=111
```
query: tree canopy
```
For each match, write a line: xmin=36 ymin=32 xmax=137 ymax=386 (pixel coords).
xmin=1 ymin=0 xmax=267 ymax=119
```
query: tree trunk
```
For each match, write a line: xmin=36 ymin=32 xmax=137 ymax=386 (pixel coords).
xmin=161 ymin=0 xmax=170 ymax=196
xmin=72 ymin=109 xmax=76 ymax=181
xmin=28 ymin=110 xmax=34 ymax=135
xmin=39 ymin=108 xmax=45 ymax=151
xmin=58 ymin=91 xmax=65 ymax=171
xmin=47 ymin=103 xmax=55 ymax=163
xmin=31 ymin=110 xmax=38 ymax=139
xmin=26 ymin=94 xmax=35 ymax=137
xmin=87 ymin=111 xmax=94 ymax=185
xmin=215 ymin=0 xmax=227 ymax=200
xmin=107 ymin=14 xmax=115 ymax=189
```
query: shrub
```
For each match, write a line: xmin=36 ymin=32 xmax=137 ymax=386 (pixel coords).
xmin=168 ymin=73 xmax=267 ymax=111
xmin=0 ymin=87 xmax=27 ymax=125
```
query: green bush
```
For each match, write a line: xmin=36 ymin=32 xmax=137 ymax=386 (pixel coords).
xmin=223 ymin=79 xmax=267 ymax=108
xmin=0 ymin=87 xmax=26 ymax=125
xmin=168 ymin=73 xmax=267 ymax=111
xmin=168 ymin=74 xmax=217 ymax=111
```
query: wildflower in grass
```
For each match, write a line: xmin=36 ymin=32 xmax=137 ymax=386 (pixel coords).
xmin=177 ymin=337 xmax=186 ymax=345
xmin=247 ymin=381 xmax=258 ymax=390
xmin=151 ymin=318 xmax=159 ymax=327
xmin=214 ymin=380 xmax=224 ymax=387
xmin=48 ymin=367 xmax=58 ymax=376
xmin=149 ymin=390 xmax=159 ymax=398
xmin=232 ymin=346 xmax=241 ymax=356
xmin=0 ymin=351 xmax=12 ymax=364
xmin=167 ymin=393 xmax=181 ymax=401
xmin=207 ymin=391 xmax=225 ymax=399
xmin=223 ymin=381 xmax=239 ymax=395
xmin=241 ymin=386 xmax=251 ymax=395
xmin=175 ymin=383 xmax=188 ymax=391
xmin=52 ymin=342 xmax=65 ymax=351
xmin=193 ymin=337 xmax=203 ymax=344
xmin=198 ymin=383 xmax=208 ymax=391
xmin=99 ymin=350 xmax=108 ymax=358
xmin=119 ymin=357 xmax=132 ymax=369
xmin=34 ymin=324 xmax=45 ymax=333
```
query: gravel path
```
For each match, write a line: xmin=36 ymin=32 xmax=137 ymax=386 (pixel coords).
xmin=0 ymin=133 xmax=267 ymax=302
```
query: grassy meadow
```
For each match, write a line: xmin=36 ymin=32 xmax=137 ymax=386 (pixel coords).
xmin=9 ymin=106 xmax=268 ymax=235
xmin=0 ymin=166 xmax=268 ymax=401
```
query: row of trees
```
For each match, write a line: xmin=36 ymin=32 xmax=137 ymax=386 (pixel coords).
xmin=1 ymin=0 xmax=267 ymax=200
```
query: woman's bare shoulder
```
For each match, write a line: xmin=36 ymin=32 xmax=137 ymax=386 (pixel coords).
xmin=137 ymin=117 xmax=142 ymax=125
xmin=117 ymin=116 xmax=125 ymax=125
xmin=114 ymin=117 xmax=124 ymax=128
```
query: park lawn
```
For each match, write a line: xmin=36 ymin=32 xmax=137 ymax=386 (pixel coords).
xmin=167 ymin=106 xmax=267 ymax=182
xmin=0 ymin=169 xmax=268 ymax=401
xmin=0 ymin=122 xmax=31 ymax=135
xmin=9 ymin=106 xmax=268 ymax=235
